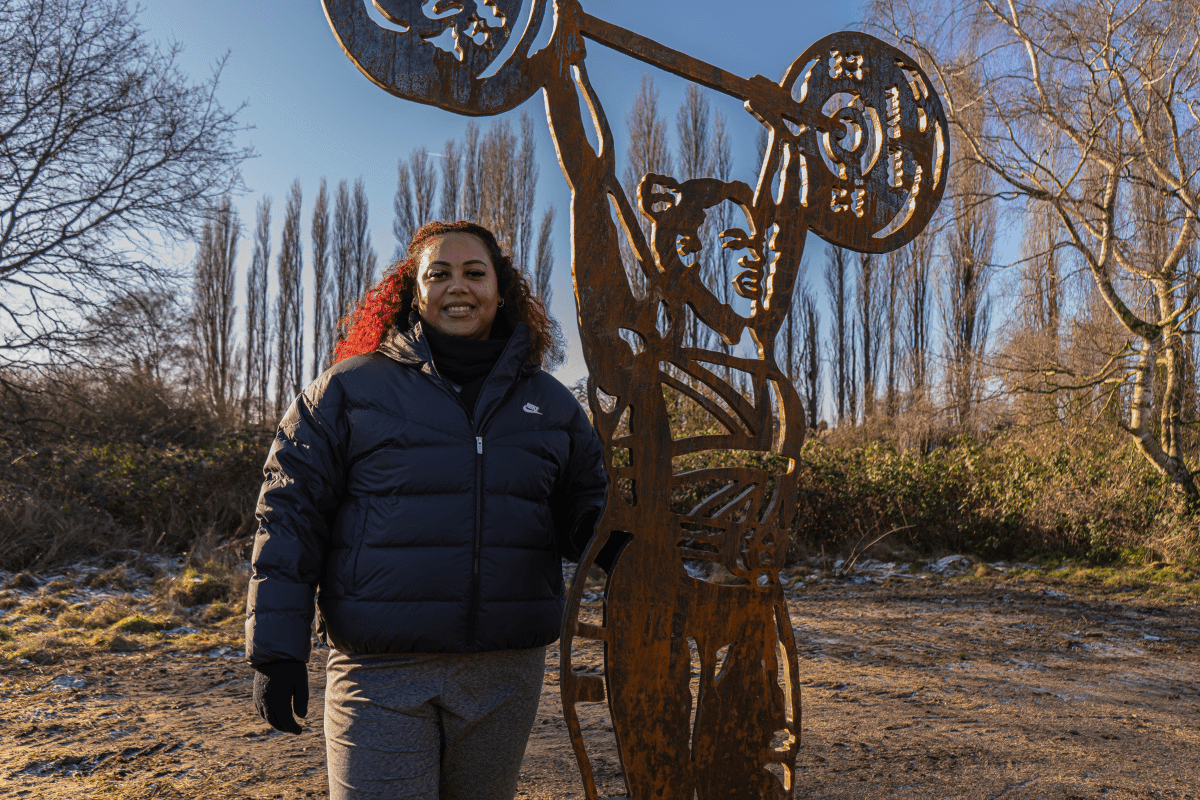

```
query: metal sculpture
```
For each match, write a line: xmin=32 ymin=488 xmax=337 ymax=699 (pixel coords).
xmin=321 ymin=2 xmax=948 ymax=797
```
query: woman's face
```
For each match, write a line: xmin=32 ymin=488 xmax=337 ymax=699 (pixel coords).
xmin=415 ymin=233 xmax=501 ymax=340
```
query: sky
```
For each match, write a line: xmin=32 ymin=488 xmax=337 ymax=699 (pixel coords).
xmin=137 ymin=0 xmax=870 ymax=391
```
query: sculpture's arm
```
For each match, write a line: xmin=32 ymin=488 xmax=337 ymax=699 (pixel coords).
xmin=542 ymin=24 xmax=653 ymax=316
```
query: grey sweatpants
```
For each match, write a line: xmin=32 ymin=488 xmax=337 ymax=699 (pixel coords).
xmin=323 ymin=646 xmax=547 ymax=800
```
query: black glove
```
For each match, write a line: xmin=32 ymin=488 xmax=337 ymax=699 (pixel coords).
xmin=253 ymin=659 xmax=308 ymax=735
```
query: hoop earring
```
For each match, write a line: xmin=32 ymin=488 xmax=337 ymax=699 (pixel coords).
xmin=411 ymin=297 xmax=418 ymax=308
xmin=497 ymin=298 xmax=505 ymax=308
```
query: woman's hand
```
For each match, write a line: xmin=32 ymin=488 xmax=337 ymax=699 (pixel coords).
xmin=253 ymin=659 xmax=309 ymax=735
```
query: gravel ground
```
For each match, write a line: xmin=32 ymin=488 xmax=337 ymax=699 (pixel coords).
xmin=1 ymin=558 xmax=1197 ymax=799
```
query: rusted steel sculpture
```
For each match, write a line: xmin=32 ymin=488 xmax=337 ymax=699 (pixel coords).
xmin=322 ymin=2 xmax=948 ymax=797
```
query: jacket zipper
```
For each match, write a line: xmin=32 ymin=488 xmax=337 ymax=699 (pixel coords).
xmin=463 ymin=383 xmax=516 ymax=657
xmin=468 ymin=434 xmax=484 ymax=650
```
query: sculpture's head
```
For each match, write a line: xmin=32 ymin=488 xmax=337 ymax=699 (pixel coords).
xmin=639 ymin=174 xmax=795 ymax=324
xmin=323 ymin=0 xmax=558 ymax=116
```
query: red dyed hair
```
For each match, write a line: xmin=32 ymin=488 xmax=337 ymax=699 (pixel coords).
xmin=332 ymin=221 xmax=561 ymax=367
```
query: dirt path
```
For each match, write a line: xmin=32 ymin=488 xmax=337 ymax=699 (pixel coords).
xmin=2 ymin=571 xmax=1199 ymax=799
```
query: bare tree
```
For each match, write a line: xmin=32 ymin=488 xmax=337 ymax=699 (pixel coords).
xmin=392 ymin=147 xmax=437 ymax=259
xmin=903 ymin=233 xmax=935 ymax=403
xmin=412 ymin=148 xmax=439 ymax=235
xmin=332 ymin=182 xmax=353 ymax=336
xmin=191 ymin=197 xmax=241 ymax=417
xmin=622 ymin=75 xmax=674 ymax=300
xmin=939 ymin=67 xmax=996 ymax=429
xmin=245 ymin=197 xmax=272 ymax=426
xmin=468 ymin=114 xmax=540 ymax=271
xmin=515 ymin=114 xmax=539 ymax=272
xmin=441 ymin=138 xmax=462 ymax=221
xmin=351 ymin=179 xmax=377 ymax=303
xmin=883 ymin=248 xmax=902 ymax=417
xmin=878 ymin=0 xmax=1200 ymax=499
xmin=676 ymin=84 xmax=718 ymax=350
xmin=0 ymin=0 xmax=249 ymax=376
xmin=712 ymin=112 xmax=738 ymax=387
xmin=800 ymin=286 xmax=821 ymax=429
xmin=275 ymin=181 xmax=304 ymax=418
xmin=848 ymin=328 xmax=860 ymax=425
xmin=857 ymin=252 xmax=883 ymax=419
xmin=86 ymin=289 xmax=190 ymax=385
xmin=392 ymin=161 xmax=415 ymax=259
xmin=311 ymin=178 xmax=332 ymax=379
xmin=395 ymin=116 xmax=548 ymax=276
xmin=534 ymin=207 xmax=556 ymax=305
xmin=825 ymin=244 xmax=853 ymax=424
xmin=461 ymin=122 xmax=481 ymax=223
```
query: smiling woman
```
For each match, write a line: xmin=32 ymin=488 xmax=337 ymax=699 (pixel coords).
xmin=245 ymin=219 xmax=606 ymax=800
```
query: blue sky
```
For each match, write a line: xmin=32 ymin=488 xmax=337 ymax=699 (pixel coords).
xmin=138 ymin=0 xmax=869 ymax=389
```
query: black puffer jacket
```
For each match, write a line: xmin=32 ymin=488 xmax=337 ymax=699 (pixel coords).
xmin=245 ymin=320 xmax=607 ymax=665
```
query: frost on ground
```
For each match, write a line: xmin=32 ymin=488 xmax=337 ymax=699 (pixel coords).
xmin=1 ymin=558 xmax=1198 ymax=799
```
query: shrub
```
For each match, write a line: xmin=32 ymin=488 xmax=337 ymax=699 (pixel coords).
xmin=787 ymin=428 xmax=1198 ymax=563
xmin=0 ymin=428 xmax=269 ymax=572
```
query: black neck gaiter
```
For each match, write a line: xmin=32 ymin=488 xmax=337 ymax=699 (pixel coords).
xmin=421 ymin=317 xmax=510 ymax=418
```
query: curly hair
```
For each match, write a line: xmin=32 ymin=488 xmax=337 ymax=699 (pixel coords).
xmin=333 ymin=221 xmax=561 ymax=368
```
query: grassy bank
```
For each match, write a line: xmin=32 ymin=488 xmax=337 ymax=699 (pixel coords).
xmin=0 ymin=431 xmax=270 ymax=572
xmin=2 ymin=408 xmax=1197 ymax=573
xmin=790 ymin=428 xmax=1199 ymax=564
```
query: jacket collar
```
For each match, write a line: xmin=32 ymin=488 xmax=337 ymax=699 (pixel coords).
xmin=377 ymin=318 xmax=538 ymax=422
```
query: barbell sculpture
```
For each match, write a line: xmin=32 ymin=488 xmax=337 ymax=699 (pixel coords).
xmin=321 ymin=2 xmax=948 ymax=797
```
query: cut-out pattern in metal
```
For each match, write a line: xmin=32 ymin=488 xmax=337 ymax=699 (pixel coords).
xmin=322 ymin=2 xmax=948 ymax=797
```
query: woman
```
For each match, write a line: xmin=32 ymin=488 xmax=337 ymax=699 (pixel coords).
xmin=245 ymin=221 xmax=608 ymax=800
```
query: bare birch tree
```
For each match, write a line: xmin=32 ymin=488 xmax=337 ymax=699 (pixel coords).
xmin=877 ymin=0 xmax=1200 ymax=499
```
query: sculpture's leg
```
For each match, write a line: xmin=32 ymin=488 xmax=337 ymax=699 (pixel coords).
xmin=690 ymin=583 xmax=798 ymax=799
xmin=603 ymin=541 xmax=696 ymax=800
